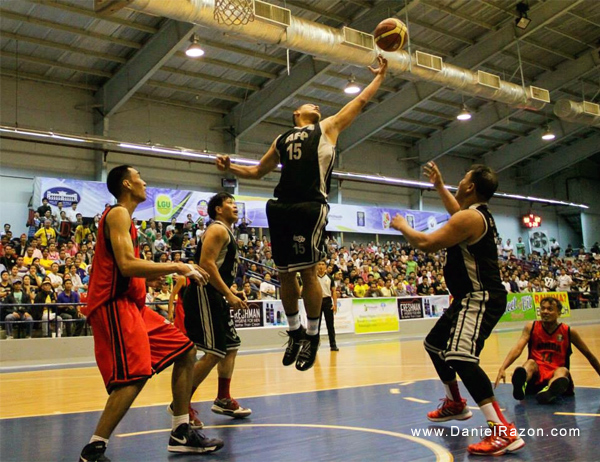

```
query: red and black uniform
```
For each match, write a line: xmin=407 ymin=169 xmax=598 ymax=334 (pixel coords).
xmin=83 ymin=206 xmax=193 ymax=393
xmin=527 ymin=321 xmax=573 ymax=393
xmin=173 ymin=278 xmax=189 ymax=336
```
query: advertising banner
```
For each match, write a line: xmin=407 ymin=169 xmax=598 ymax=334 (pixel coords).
xmin=230 ymin=301 xmax=264 ymax=328
xmin=499 ymin=292 xmax=570 ymax=322
xmin=397 ymin=297 xmax=424 ymax=320
xmin=320 ymin=298 xmax=355 ymax=337
xmin=34 ymin=177 xmax=449 ymax=235
xmin=532 ymin=292 xmax=571 ymax=318
xmin=422 ymin=295 xmax=451 ymax=318
xmin=352 ymin=298 xmax=399 ymax=334
xmin=262 ymin=300 xmax=308 ymax=328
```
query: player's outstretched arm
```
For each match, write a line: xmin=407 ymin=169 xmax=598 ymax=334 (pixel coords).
xmin=216 ymin=140 xmax=279 ymax=180
xmin=322 ymin=56 xmax=388 ymax=144
xmin=390 ymin=209 xmax=483 ymax=253
xmin=107 ymin=207 xmax=207 ymax=283
xmin=423 ymin=161 xmax=460 ymax=215
xmin=570 ymin=328 xmax=600 ymax=378
xmin=494 ymin=322 xmax=533 ymax=388
xmin=167 ymin=275 xmax=186 ymax=322
xmin=199 ymin=225 xmax=247 ymax=310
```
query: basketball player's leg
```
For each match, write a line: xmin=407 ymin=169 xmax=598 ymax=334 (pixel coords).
xmin=536 ymin=367 xmax=571 ymax=404
xmin=212 ymin=349 xmax=252 ymax=417
xmin=279 ymin=270 xmax=306 ymax=366
xmin=511 ymin=359 xmax=538 ymax=400
xmin=293 ymin=266 xmax=323 ymax=371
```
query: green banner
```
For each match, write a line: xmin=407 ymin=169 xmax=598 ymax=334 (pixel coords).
xmin=500 ymin=292 xmax=571 ymax=322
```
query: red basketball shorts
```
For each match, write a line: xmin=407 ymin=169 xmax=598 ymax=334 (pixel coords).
xmin=89 ymin=299 xmax=194 ymax=393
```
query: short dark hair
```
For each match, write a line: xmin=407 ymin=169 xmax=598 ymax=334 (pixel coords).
xmin=107 ymin=165 xmax=134 ymax=199
xmin=468 ymin=164 xmax=498 ymax=201
xmin=540 ymin=296 xmax=562 ymax=312
xmin=207 ymin=192 xmax=235 ymax=220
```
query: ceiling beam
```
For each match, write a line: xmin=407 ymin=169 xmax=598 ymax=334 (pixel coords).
xmin=527 ymin=133 xmax=600 ymax=184
xmin=416 ymin=49 xmax=599 ymax=164
xmin=95 ymin=20 xmax=197 ymax=118
xmin=338 ymin=0 xmax=582 ymax=153
xmin=485 ymin=121 xmax=586 ymax=173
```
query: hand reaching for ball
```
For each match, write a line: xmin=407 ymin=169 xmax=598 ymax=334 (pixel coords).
xmin=369 ymin=55 xmax=388 ymax=78
xmin=216 ymin=155 xmax=231 ymax=172
xmin=423 ymin=161 xmax=444 ymax=188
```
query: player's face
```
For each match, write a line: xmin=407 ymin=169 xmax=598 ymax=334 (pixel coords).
xmin=218 ymin=198 xmax=238 ymax=223
xmin=539 ymin=301 xmax=560 ymax=323
xmin=455 ymin=171 xmax=475 ymax=204
xmin=127 ymin=169 xmax=147 ymax=201
xmin=296 ymin=104 xmax=321 ymax=125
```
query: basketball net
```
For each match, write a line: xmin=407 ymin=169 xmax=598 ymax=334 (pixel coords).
xmin=214 ymin=0 xmax=255 ymax=26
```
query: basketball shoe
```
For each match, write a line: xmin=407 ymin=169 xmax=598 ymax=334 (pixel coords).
xmin=511 ymin=366 xmax=528 ymax=400
xmin=168 ymin=423 xmax=224 ymax=454
xmin=427 ymin=398 xmax=473 ymax=422
xmin=468 ymin=421 xmax=525 ymax=456
xmin=282 ymin=326 xmax=306 ymax=366
xmin=536 ymin=376 xmax=570 ymax=404
xmin=295 ymin=333 xmax=320 ymax=371
xmin=79 ymin=441 xmax=110 ymax=462
xmin=211 ymin=397 xmax=252 ymax=418
xmin=167 ymin=403 xmax=204 ymax=429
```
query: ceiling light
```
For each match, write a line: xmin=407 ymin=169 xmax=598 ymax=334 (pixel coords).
xmin=185 ymin=35 xmax=204 ymax=58
xmin=515 ymin=2 xmax=531 ymax=30
xmin=456 ymin=104 xmax=472 ymax=121
xmin=344 ymin=75 xmax=361 ymax=94
xmin=541 ymin=125 xmax=555 ymax=140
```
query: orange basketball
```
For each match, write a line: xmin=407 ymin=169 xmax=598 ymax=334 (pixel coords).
xmin=374 ymin=18 xmax=408 ymax=52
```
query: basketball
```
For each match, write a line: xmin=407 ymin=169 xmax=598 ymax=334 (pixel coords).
xmin=374 ymin=18 xmax=408 ymax=52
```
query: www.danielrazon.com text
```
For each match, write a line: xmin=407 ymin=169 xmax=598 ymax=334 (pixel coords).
xmin=411 ymin=426 xmax=580 ymax=438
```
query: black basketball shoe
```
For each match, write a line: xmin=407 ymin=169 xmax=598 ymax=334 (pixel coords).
xmin=282 ymin=326 xmax=306 ymax=366
xmin=79 ymin=441 xmax=110 ymax=462
xmin=168 ymin=423 xmax=224 ymax=454
xmin=295 ymin=333 xmax=320 ymax=371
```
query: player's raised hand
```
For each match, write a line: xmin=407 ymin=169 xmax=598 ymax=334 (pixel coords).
xmin=423 ymin=161 xmax=444 ymax=188
xmin=216 ymin=155 xmax=231 ymax=172
xmin=390 ymin=213 xmax=407 ymax=232
xmin=368 ymin=55 xmax=388 ymax=78
xmin=494 ymin=369 xmax=506 ymax=389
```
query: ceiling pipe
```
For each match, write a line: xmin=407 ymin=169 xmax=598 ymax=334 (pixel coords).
xmin=124 ymin=0 xmax=546 ymax=110
xmin=554 ymin=99 xmax=600 ymax=127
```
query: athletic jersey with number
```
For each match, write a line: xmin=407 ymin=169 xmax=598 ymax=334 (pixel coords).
xmin=443 ymin=203 xmax=505 ymax=298
xmin=274 ymin=122 xmax=336 ymax=204
xmin=194 ymin=220 xmax=238 ymax=289
xmin=528 ymin=321 xmax=571 ymax=369
xmin=82 ymin=206 xmax=146 ymax=316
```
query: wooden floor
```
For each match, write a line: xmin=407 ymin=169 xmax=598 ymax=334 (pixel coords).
xmin=0 ymin=323 xmax=598 ymax=461
xmin=1 ymin=324 xmax=599 ymax=419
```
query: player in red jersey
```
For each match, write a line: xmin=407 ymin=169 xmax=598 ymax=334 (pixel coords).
xmin=496 ymin=297 xmax=600 ymax=404
xmin=78 ymin=166 xmax=223 ymax=462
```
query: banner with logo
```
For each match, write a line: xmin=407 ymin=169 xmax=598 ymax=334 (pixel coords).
xmin=320 ymin=298 xmax=355 ymax=337
xmin=352 ymin=298 xmax=400 ymax=334
xmin=397 ymin=297 xmax=424 ymax=320
xmin=499 ymin=292 xmax=570 ymax=322
xmin=34 ymin=177 xmax=448 ymax=236
xmin=423 ymin=295 xmax=451 ymax=318
xmin=230 ymin=301 xmax=264 ymax=328
xmin=532 ymin=292 xmax=571 ymax=318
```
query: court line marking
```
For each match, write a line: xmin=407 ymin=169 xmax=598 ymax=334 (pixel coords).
xmin=403 ymin=397 xmax=431 ymax=404
xmin=554 ymin=412 xmax=600 ymax=417
xmin=390 ymin=388 xmax=401 ymax=394
xmin=116 ymin=423 xmax=454 ymax=462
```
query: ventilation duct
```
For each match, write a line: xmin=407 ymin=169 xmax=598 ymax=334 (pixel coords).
xmin=554 ymin=99 xmax=600 ymax=127
xmin=123 ymin=0 xmax=546 ymax=110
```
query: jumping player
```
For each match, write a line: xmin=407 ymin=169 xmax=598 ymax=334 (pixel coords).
xmin=78 ymin=166 xmax=223 ymax=462
xmin=182 ymin=192 xmax=252 ymax=420
xmin=495 ymin=297 xmax=600 ymax=404
xmin=391 ymin=162 xmax=524 ymax=456
xmin=216 ymin=56 xmax=388 ymax=371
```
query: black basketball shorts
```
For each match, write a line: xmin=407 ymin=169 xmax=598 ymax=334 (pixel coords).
xmin=183 ymin=284 xmax=241 ymax=358
xmin=265 ymin=200 xmax=329 ymax=273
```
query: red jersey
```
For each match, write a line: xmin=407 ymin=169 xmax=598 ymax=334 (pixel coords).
xmin=82 ymin=206 xmax=146 ymax=316
xmin=528 ymin=321 xmax=571 ymax=369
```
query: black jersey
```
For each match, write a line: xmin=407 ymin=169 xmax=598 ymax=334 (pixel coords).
xmin=274 ymin=122 xmax=336 ymax=204
xmin=443 ymin=204 xmax=506 ymax=299
xmin=194 ymin=221 xmax=238 ymax=288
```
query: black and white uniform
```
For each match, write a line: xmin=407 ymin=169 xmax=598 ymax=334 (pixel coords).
xmin=266 ymin=122 xmax=335 ymax=273
xmin=184 ymin=220 xmax=241 ymax=358
xmin=425 ymin=203 xmax=507 ymax=363
xmin=318 ymin=272 xmax=337 ymax=347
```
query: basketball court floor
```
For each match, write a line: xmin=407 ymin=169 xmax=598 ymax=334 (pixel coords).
xmin=1 ymin=324 xmax=598 ymax=461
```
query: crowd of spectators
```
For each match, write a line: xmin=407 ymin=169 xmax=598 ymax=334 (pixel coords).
xmin=1 ymin=201 xmax=598 ymax=339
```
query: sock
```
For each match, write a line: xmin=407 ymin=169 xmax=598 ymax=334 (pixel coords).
xmin=444 ymin=380 xmax=462 ymax=402
xmin=306 ymin=316 xmax=320 ymax=336
xmin=89 ymin=435 xmax=109 ymax=446
xmin=287 ymin=312 xmax=301 ymax=331
xmin=218 ymin=377 xmax=232 ymax=400
xmin=172 ymin=414 xmax=189 ymax=431
xmin=480 ymin=401 xmax=509 ymax=426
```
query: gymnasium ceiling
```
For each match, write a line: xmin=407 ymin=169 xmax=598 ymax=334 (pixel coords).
xmin=0 ymin=0 xmax=599 ymax=186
